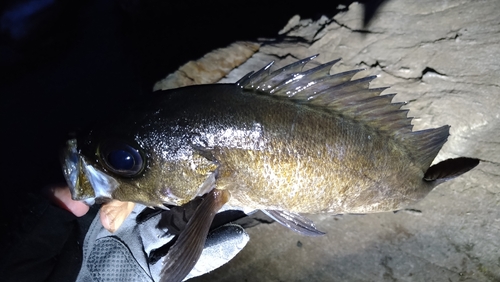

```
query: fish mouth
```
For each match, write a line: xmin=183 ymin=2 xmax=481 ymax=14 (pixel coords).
xmin=61 ymin=139 xmax=119 ymax=205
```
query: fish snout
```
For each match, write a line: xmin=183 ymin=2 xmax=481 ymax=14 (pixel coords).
xmin=61 ymin=139 xmax=118 ymax=205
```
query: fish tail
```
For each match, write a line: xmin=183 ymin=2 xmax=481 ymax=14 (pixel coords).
xmin=405 ymin=125 xmax=450 ymax=172
xmin=403 ymin=126 xmax=479 ymax=183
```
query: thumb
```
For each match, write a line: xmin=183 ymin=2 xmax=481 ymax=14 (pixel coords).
xmin=99 ymin=200 xmax=135 ymax=233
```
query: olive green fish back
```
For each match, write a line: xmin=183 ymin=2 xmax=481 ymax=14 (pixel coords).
xmin=237 ymin=55 xmax=449 ymax=172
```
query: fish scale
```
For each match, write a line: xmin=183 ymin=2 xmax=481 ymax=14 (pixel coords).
xmin=61 ymin=56 xmax=480 ymax=282
xmin=213 ymin=99 xmax=413 ymax=213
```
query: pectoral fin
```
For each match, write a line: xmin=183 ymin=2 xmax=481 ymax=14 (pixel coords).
xmin=159 ymin=189 xmax=229 ymax=282
xmin=262 ymin=209 xmax=325 ymax=236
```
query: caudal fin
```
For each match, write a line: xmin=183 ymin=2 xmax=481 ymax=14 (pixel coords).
xmin=406 ymin=125 xmax=450 ymax=172
xmin=423 ymin=157 xmax=480 ymax=182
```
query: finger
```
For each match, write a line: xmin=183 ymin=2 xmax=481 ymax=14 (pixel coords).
xmin=99 ymin=200 xmax=135 ymax=233
xmin=49 ymin=185 xmax=90 ymax=217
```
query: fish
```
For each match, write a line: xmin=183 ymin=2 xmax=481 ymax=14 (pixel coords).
xmin=60 ymin=55 xmax=479 ymax=282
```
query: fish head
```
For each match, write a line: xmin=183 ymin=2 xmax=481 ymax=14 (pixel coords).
xmin=60 ymin=106 xmax=219 ymax=207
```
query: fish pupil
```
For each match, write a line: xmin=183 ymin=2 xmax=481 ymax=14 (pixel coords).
xmin=107 ymin=149 xmax=135 ymax=171
xmin=99 ymin=140 xmax=145 ymax=177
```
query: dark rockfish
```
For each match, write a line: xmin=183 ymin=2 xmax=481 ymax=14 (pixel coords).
xmin=61 ymin=55 xmax=479 ymax=282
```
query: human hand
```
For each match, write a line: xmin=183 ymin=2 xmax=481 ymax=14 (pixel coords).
xmin=48 ymin=185 xmax=135 ymax=232
xmin=49 ymin=186 xmax=249 ymax=281
xmin=76 ymin=201 xmax=249 ymax=281
xmin=9 ymin=183 xmax=256 ymax=282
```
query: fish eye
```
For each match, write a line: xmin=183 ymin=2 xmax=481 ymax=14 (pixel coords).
xmin=99 ymin=140 xmax=145 ymax=177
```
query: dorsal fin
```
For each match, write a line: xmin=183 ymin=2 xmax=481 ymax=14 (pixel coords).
xmin=237 ymin=55 xmax=318 ymax=90
xmin=239 ymin=57 xmax=414 ymax=136
xmin=238 ymin=56 xmax=452 ymax=170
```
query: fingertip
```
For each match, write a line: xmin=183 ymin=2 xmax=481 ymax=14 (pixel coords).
xmin=50 ymin=185 xmax=90 ymax=217
xmin=66 ymin=199 xmax=90 ymax=217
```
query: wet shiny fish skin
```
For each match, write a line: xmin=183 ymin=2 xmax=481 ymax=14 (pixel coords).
xmin=62 ymin=56 xmax=478 ymax=215
xmin=62 ymin=56 xmax=480 ymax=282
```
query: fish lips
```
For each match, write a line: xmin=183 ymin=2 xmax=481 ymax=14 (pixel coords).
xmin=61 ymin=139 xmax=118 ymax=205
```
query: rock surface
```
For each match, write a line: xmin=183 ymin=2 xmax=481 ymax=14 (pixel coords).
xmin=179 ymin=1 xmax=499 ymax=281
xmin=153 ymin=42 xmax=260 ymax=90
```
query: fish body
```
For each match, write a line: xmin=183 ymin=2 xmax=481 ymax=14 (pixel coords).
xmin=136 ymin=83 xmax=431 ymax=214
xmin=63 ymin=56 xmax=472 ymax=213
xmin=61 ymin=56 xmax=479 ymax=282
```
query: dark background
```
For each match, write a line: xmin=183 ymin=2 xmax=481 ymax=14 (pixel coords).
xmin=0 ymin=0 xmax=383 ymax=225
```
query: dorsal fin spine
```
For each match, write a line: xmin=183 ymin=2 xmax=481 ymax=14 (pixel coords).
xmin=269 ymin=58 xmax=342 ymax=95
xmin=254 ymin=55 xmax=319 ymax=91
xmin=238 ymin=61 xmax=275 ymax=88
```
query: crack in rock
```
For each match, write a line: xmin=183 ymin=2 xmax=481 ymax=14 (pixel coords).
xmin=331 ymin=18 xmax=383 ymax=34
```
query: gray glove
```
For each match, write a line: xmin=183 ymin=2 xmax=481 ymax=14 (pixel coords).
xmin=76 ymin=203 xmax=249 ymax=282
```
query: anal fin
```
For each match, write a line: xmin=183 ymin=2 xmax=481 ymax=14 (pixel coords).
xmin=262 ymin=209 xmax=325 ymax=236
xmin=159 ymin=189 xmax=229 ymax=282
